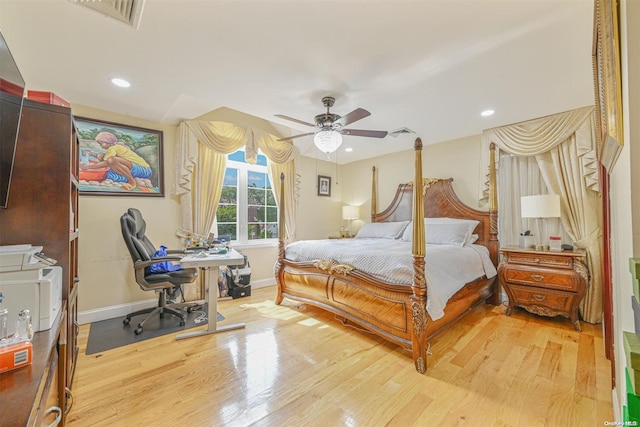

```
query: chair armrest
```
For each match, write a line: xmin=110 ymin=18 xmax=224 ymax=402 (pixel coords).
xmin=133 ymin=256 xmax=182 ymax=270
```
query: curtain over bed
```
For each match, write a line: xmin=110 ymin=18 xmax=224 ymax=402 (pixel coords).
xmin=479 ymin=106 xmax=603 ymax=323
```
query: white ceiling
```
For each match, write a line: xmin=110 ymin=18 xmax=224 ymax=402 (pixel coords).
xmin=0 ymin=0 xmax=595 ymax=164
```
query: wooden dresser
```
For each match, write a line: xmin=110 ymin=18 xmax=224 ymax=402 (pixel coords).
xmin=498 ymin=246 xmax=588 ymax=331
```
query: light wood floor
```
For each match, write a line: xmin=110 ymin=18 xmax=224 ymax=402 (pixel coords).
xmin=67 ymin=286 xmax=613 ymax=427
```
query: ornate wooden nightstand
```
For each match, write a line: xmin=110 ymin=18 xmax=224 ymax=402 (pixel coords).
xmin=498 ymin=246 xmax=588 ymax=331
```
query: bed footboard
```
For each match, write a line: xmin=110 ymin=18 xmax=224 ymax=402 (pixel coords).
xmin=276 ymin=260 xmax=414 ymax=348
xmin=275 ymin=259 xmax=497 ymax=369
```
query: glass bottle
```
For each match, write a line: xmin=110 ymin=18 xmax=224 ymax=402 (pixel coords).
xmin=0 ymin=291 xmax=7 ymax=341
xmin=0 ymin=307 xmax=8 ymax=341
xmin=15 ymin=309 xmax=33 ymax=341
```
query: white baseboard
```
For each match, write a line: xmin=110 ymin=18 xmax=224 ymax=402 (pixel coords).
xmin=77 ymin=278 xmax=276 ymax=325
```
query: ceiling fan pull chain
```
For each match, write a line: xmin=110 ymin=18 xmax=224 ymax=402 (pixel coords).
xmin=335 ymin=150 xmax=339 ymax=185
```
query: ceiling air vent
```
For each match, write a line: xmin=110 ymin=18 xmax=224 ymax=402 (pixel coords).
xmin=388 ymin=127 xmax=416 ymax=138
xmin=71 ymin=0 xmax=145 ymax=29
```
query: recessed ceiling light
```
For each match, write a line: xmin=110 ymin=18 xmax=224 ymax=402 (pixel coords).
xmin=345 ymin=147 xmax=353 ymax=152
xmin=481 ymin=109 xmax=495 ymax=117
xmin=111 ymin=78 xmax=130 ymax=88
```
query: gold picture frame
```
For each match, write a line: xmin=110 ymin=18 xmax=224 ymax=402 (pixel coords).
xmin=593 ymin=0 xmax=624 ymax=171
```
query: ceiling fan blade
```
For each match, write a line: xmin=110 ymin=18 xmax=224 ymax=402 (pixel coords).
xmin=342 ymin=129 xmax=388 ymax=138
xmin=275 ymin=114 xmax=315 ymax=128
xmin=335 ymin=108 xmax=371 ymax=127
xmin=277 ymin=132 xmax=315 ymax=142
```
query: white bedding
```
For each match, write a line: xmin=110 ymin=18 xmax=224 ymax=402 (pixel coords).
xmin=284 ymin=238 xmax=497 ymax=321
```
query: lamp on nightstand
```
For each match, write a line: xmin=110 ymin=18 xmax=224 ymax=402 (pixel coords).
xmin=521 ymin=194 xmax=561 ymax=250
xmin=342 ymin=205 xmax=359 ymax=238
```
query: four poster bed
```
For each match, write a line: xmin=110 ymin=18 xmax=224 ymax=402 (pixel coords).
xmin=274 ymin=139 xmax=500 ymax=373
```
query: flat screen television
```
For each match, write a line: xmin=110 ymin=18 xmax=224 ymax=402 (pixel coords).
xmin=0 ymin=31 xmax=26 ymax=209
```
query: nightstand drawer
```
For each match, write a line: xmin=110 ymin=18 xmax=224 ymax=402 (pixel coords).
xmin=508 ymin=284 xmax=574 ymax=312
xmin=502 ymin=266 xmax=579 ymax=292
xmin=506 ymin=253 xmax=573 ymax=269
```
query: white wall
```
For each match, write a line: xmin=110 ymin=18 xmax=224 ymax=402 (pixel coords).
xmin=74 ymin=104 xmax=184 ymax=319
xmin=611 ymin=0 xmax=640 ymax=418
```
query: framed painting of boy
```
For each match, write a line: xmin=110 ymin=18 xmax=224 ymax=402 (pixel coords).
xmin=75 ymin=117 xmax=164 ymax=196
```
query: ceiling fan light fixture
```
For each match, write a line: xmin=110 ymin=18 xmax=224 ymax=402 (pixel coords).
xmin=314 ymin=130 xmax=343 ymax=154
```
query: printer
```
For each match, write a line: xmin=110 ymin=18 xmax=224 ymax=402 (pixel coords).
xmin=0 ymin=245 xmax=62 ymax=333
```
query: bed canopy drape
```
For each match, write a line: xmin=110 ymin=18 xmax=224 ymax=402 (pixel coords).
xmin=175 ymin=120 xmax=300 ymax=242
xmin=480 ymin=106 xmax=604 ymax=323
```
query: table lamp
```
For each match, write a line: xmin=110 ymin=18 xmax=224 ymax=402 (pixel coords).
xmin=520 ymin=194 xmax=561 ymax=250
xmin=342 ymin=205 xmax=359 ymax=238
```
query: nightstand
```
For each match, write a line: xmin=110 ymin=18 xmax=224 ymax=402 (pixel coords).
xmin=498 ymin=246 xmax=588 ymax=331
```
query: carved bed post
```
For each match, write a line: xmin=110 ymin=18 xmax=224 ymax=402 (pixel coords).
xmin=371 ymin=166 xmax=378 ymax=220
xmin=410 ymin=138 xmax=428 ymax=373
xmin=488 ymin=143 xmax=500 ymax=305
xmin=275 ymin=172 xmax=286 ymax=304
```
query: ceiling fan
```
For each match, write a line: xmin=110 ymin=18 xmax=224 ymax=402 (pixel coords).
xmin=275 ymin=96 xmax=388 ymax=154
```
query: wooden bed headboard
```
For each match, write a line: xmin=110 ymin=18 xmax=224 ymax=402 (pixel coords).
xmin=372 ymin=179 xmax=491 ymax=246
xmin=369 ymin=144 xmax=499 ymax=268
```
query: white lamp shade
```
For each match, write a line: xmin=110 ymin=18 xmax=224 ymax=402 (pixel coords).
xmin=314 ymin=130 xmax=343 ymax=154
xmin=520 ymin=194 xmax=561 ymax=218
xmin=342 ymin=205 xmax=359 ymax=220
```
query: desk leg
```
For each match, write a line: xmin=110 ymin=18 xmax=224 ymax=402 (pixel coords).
xmin=176 ymin=266 xmax=245 ymax=340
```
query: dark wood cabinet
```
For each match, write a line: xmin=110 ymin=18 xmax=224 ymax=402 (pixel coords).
xmin=498 ymin=246 xmax=588 ymax=331
xmin=0 ymin=99 xmax=79 ymax=425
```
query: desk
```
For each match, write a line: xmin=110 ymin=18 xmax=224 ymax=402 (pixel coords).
xmin=0 ymin=303 xmax=66 ymax=426
xmin=176 ymin=249 xmax=246 ymax=340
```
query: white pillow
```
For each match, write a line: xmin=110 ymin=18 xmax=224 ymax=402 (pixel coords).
xmin=425 ymin=222 xmax=470 ymax=246
xmin=425 ymin=217 xmax=479 ymax=245
xmin=355 ymin=221 xmax=409 ymax=239
xmin=401 ymin=217 xmax=480 ymax=245
xmin=401 ymin=221 xmax=414 ymax=241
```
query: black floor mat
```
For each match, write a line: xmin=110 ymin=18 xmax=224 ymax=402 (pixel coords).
xmin=86 ymin=304 xmax=223 ymax=355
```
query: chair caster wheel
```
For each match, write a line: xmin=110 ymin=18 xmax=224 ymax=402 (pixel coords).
xmin=134 ymin=327 xmax=143 ymax=335
xmin=187 ymin=307 xmax=193 ymax=313
xmin=123 ymin=318 xmax=130 ymax=325
xmin=180 ymin=320 xmax=186 ymax=326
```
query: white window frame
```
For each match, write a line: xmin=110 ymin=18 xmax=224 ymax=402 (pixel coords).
xmin=216 ymin=152 xmax=278 ymax=247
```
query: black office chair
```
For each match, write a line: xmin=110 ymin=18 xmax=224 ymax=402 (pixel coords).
xmin=120 ymin=208 xmax=198 ymax=335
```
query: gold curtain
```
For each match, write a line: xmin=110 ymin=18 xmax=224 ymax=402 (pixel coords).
xmin=175 ymin=121 xmax=300 ymax=242
xmin=536 ymin=136 xmax=603 ymax=323
xmin=191 ymin=145 xmax=226 ymax=238
xmin=268 ymin=160 xmax=299 ymax=242
xmin=480 ymin=106 xmax=603 ymax=323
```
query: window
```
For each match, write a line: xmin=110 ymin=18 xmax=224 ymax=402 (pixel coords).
xmin=215 ymin=150 xmax=278 ymax=244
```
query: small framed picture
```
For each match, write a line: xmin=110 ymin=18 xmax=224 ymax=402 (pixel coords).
xmin=317 ymin=175 xmax=331 ymax=197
